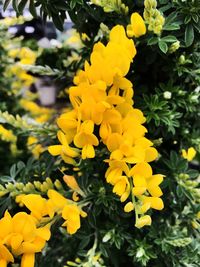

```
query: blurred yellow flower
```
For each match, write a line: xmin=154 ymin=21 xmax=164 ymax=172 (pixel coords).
xmin=182 ymin=147 xmax=197 ymax=161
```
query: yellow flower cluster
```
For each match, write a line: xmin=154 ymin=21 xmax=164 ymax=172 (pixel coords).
xmin=48 ymin=20 xmax=164 ymax=228
xmin=27 ymin=136 xmax=44 ymax=159
xmin=0 ymin=16 xmax=25 ymax=27
xmin=17 ymin=189 xmax=87 ymax=235
xmin=143 ymin=0 xmax=165 ymax=35
xmin=20 ymin=99 xmax=54 ymax=123
xmin=0 ymin=210 xmax=50 ymax=267
xmin=0 ymin=124 xmax=18 ymax=155
xmin=0 ymin=125 xmax=16 ymax=143
xmin=8 ymin=47 xmax=37 ymax=89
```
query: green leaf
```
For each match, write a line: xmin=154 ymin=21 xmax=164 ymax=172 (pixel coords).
xmin=29 ymin=0 xmax=37 ymax=17
xmin=18 ymin=0 xmax=28 ymax=14
xmin=192 ymin=14 xmax=199 ymax=23
xmin=184 ymin=15 xmax=191 ymax=24
xmin=17 ymin=161 xmax=25 ymax=171
xmin=54 ymin=2 xmax=68 ymax=11
xmin=185 ymin=24 xmax=194 ymax=47
xmin=3 ymin=0 xmax=12 ymax=11
xmin=70 ymin=0 xmax=77 ymax=9
xmin=10 ymin=164 xmax=16 ymax=179
xmin=158 ymin=41 xmax=168 ymax=53
xmin=176 ymin=185 xmax=184 ymax=198
xmin=163 ymin=23 xmax=180 ymax=31
xmin=0 ymin=176 xmax=13 ymax=183
xmin=52 ymin=15 xmax=64 ymax=31
xmin=164 ymin=11 xmax=177 ymax=26
xmin=12 ymin=0 xmax=19 ymax=14
xmin=147 ymin=37 xmax=159 ymax=45
xmin=78 ymin=236 xmax=90 ymax=249
xmin=161 ymin=35 xmax=177 ymax=43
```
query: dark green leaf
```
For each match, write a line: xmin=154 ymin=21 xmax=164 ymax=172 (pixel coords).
xmin=147 ymin=37 xmax=159 ymax=45
xmin=184 ymin=15 xmax=191 ymax=24
xmin=163 ymin=23 xmax=180 ymax=31
xmin=52 ymin=15 xmax=64 ymax=31
xmin=29 ymin=0 xmax=37 ymax=17
xmin=12 ymin=0 xmax=19 ymax=14
xmin=54 ymin=2 xmax=68 ymax=11
xmin=10 ymin=164 xmax=16 ymax=179
xmin=158 ymin=41 xmax=168 ymax=53
xmin=18 ymin=0 xmax=28 ymax=14
xmin=3 ymin=0 xmax=12 ymax=11
xmin=185 ymin=24 xmax=194 ymax=47
xmin=164 ymin=11 xmax=177 ymax=25
xmin=78 ymin=236 xmax=90 ymax=249
xmin=161 ymin=35 xmax=177 ymax=43
xmin=176 ymin=185 xmax=184 ymax=198
xmin=70 ymin=0 xmax=77 ymax=9
xmin=192 ymin=14 xmax=199 ymax=23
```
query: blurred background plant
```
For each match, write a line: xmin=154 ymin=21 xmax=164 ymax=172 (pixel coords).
xmin=0 ymin=0 xmax=200 ymax=266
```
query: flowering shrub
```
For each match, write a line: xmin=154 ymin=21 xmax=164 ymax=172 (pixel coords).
xmin=1 ymin=0 xmax=200 ymax=267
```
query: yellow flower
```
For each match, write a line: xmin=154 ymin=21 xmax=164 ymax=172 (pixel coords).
xmin=127 ymin=12 xmax=146 ymax=38
xmin=19 ymin=47 xmax=37 ymax=65
xmin=27 ymin=136 xmax=44 ymax=159
xmin=62 ymin=205 xmax=87 ymax=235
xmin=0 ymin=244 xmax=14 ymax=267
xmin=0 ymin=125 xmax=16 ymax=143
xmin=57 ymin=110 xmax=78 ymax=143
xmin=142 ymin=196 xmax=164 ymax=210
xmin=182 ymin=147 xmax=196 ymax=161
xmin=135 ymin=215 xmax=152 ymax=228
xmin=47 ymin=189 xmax=68 ymax=211
xmin=0 ymin=211 xmax=50 ymax=267
xmin=48 ymin=131 xmax=79 ymax=165
xmin=63 ymin=175 xmax=81 ymax=193
xmin=20 ymin=99 xmax=53 ymax=122
xmin=20 ymin=194 xmax=54 ymax=220
xmin=124 ymin=202 xmax=134 ymax=212
xmin=113 ymin=176 xmax=130 ymax=196
xmin=74 ymin=120 xmax=99 ymax=159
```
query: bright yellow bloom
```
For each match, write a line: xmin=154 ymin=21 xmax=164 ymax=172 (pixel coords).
xmin=74 ymin=120 xmax=99 ymax=159
xmin=113 ymin=176 xmax=130 ymax=196
xmin=135 ymin=215 xmax=152 ymax=228
xmin=124 ymin=202 xmax=134 ymax=212
xmin=62 ymin=205 xmax=82 ymax=234
xmin=48 ymin=131 xmax=79 ymax=164
xmin=0 ymin=244 xmax=14 ymax=267
xmin=182 ymin=147 xmax=196 ymax=161
xmin=0 ymin=210 xmax=50 ymax=267
xmin=63 ymin=175 xmax=81 ymax=192
xmin=20 ymin=194 xmax=54 ymax=220
xmin=142 ymin=196 xmax=164 ymax=210
xmin=47 ymin=189 xmax=68 ymax=211
xmin=127 ymin=12 xmax=146 ymax=38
